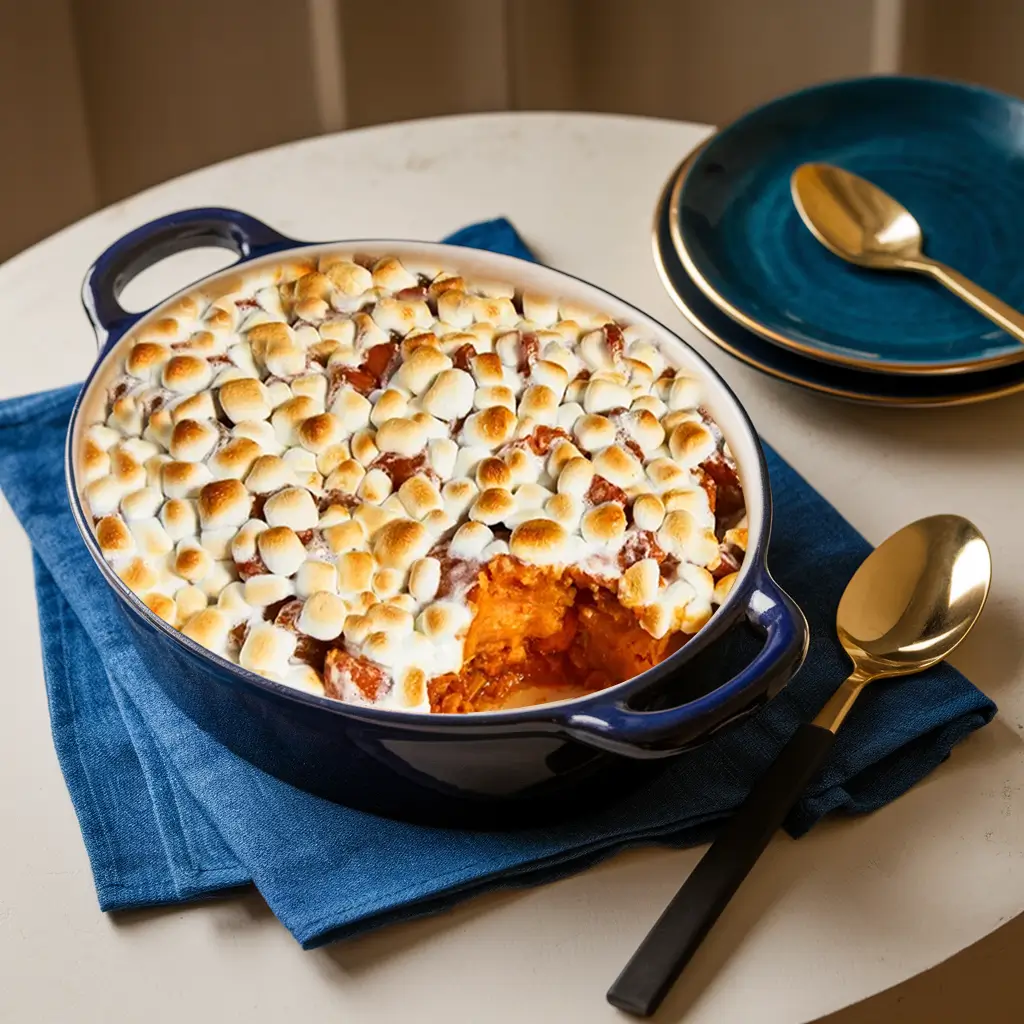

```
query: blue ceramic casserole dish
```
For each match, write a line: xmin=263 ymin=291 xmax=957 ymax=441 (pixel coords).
xmin=66 ymin=208 xmax=808 ymax=827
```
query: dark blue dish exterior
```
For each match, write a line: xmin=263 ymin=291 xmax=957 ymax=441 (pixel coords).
xmin=66 ymin=208 xmax=808 ymax=828
xmin=677 ymin=76 xmax=1024 ymax=371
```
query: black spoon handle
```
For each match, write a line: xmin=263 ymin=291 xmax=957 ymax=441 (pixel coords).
xmin=607 ymin=722 xmax=837 ymax=1018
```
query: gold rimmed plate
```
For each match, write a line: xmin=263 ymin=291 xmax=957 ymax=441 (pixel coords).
xmin=669 ymin=76 xmax=1024 ymax=376
xmin=653 ymin=150 xmax=1024 ymax=407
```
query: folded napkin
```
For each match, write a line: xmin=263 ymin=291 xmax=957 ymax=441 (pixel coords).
xmin=0 ymin=219 xmax=995 ymax=948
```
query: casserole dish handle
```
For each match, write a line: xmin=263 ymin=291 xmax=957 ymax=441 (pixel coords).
xmin=81 ymin=208 xmax=301 ymax=352
xmin=559 ymin=572 xmax=808 ymax=757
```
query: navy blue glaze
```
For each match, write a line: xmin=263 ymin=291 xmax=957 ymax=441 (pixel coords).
xmin=69 ymin=207 xmax=808 ymax=826
xmin=657 ymin=183 xmax=1024 ymax=404
xmin=677 ymin=76 xmax=1024 ymax=370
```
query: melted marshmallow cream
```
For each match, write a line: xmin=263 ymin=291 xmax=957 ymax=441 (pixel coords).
xmin=81 ymin=253 xmax=747 ymax=712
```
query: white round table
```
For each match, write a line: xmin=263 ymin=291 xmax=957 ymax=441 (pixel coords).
xmin=2 ymin=113 xmax=1022 ymax=1024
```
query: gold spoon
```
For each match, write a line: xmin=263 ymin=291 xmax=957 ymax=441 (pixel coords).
xmin=608 ymin=514 xmax=991 ymax=1018
xmin=791 ymin=162 xmax=1024 ymax=347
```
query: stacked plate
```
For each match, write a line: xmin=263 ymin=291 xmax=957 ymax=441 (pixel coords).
xmin=652 ymin=76 xmax=1024 ymax=406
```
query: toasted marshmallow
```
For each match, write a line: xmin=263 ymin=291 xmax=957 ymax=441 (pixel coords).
xmin=110 ymin=448 xmax=147 ymax=491
xmin=657 ymin=510 xmax=720 ymax=567
xmin=425 ymin=437 xmax=457 ymax=481
xmin=583 ymin=379 xmax=632 ymax=415
xmin=294 ymin=592 xmax=345 ymax=641
xmin=713 ymin=572 xmax=739 ymax=605
xmin=474 ymin=385 xmax=516 ymax=412
xmin=208 ymin=437 xmax=263 ymax=480
xmin=257 ymin=526 xmax=307 ymax=576
xmin=121 ymin=487 xmax=163 ymax=521
xmin=509 ymin=518 xmax=569 ymax=566
xmin=581 ymin=502 xmax=627 ymax=549
xmin=619 ymin=558 xmax=660 ymax=609
xmin=96 ymin=515 xmax=134 ymax=560
xmin=373 ymin=518 xmax=431 ymax=570
xmin=337 ymin=550 xmax=375 ymax=594
xmin=440 ymin=478 xmax=477 ymax=522
xmin=667 ymin=375 xmax=702 ymax=411
xmin=219 ymin=378 xmax=272 ymax=423
xmin=354 ymin=501 xmax=400 ymax=539
xmin=182 ymin=608 xmax=231 ymax=655
xmin=127 ymin=342 xmax=171 ymax=381
xmin=461 ymin=406 xmax=516 ymax=450
xmin=408 ymin=557 xmax=441 ymax=603
xmin=633 ymin=493 xmax=666 ymax=532
xmin=518 ymin=384 xmax=558 ymax=426
xmin=243 ymin=574 xmax=296 ymax=607
xmin=446 ymin=521 xmax=491 ymax=561
xmin=573 ymin=414 xmax=616 ymax=452
xmin=160 ymin=498 xmax=197 ymax=541
xmin=469 ymin=487 xmax=516 ymax=526
xmin=162 ymin=460 xmax=213 ymax=499
xmin=621 ymin=409 xmax=666 ymax=452
xmin=669 ymin=421 xmax=717 ymax=467
xmin=326 ymin=260 xmax=373 ymax=295
xmin=144 ymin=592 xmax=177 ymax=624
xmin=117 ymin=556 xmax=159 ymax=595
xmin=197 ymin=479 xmax=252 ymax=529
xmin=391 ymin=345 xmax=451 ymax=395
xmin=556 ymin=456 xmax=594 ymax=498
xmin=398 ymin=474 xmax=443 ymax=518
xmin=239 ymin=622 xmax=296 ymax=676
xmin=331 ymin=389 xmax=373 ymax=433
xmin=168 ymin=419 xmax=218 ymax=462
xmin=474 ymin=456 xmax=513 ymax=491
xmin=418 ymin=600 xmax=472 ymax=640
xmin=544 ymin=492 xmax=582 ymax=530
xmin=370 ymin=389 xmax=408 ymax=427
xmin=663 ymin=487 xmax=715 ymax=530
xmin=592 ymin=445 xmax=643 ymax=489
xmin=162 ymin=355 xmax=212 ymax=395
xmin=174 ymin=540 xmax=214 ymax=583
xmin=271 ymin=395 xmax=320 ymax=446
xmin=522 ymin=292 xmax=559 ymax=326
xmin=421 ymin=368 xmax=475 ymax=421
xmin=295 ymin=560 xmax=338 ymax=598
xmin=108 ymin=395 xmax=143 ymax=436
xmin=175 ymin=585 xmax=209 ymax=622
xmin=298 ymin=412 xmax=344 ymax=454
xmin=375 ymin=417 xmax=427 ymax=457
xmin=358 ymin=467 xmax=393 ymax=504
xmin=263 ymin=487 xmax=318 ymax=531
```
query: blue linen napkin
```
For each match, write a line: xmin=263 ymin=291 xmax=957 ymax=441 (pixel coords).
xmin=0 ymin=219 xmax=995 ymax=948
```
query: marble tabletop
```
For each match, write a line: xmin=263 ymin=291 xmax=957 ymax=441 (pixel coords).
xmin=1 ymin=112 xmax=1022 ymax=1024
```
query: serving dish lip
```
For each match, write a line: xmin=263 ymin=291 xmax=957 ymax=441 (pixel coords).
xmin=669 ymin=73 xmax=1024 ymax=376
xmin=66 ymin=233 xmax=773 ymax=730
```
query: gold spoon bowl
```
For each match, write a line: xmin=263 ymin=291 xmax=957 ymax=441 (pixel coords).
xmin=792 ymin=163 xmax=1024 ymax=361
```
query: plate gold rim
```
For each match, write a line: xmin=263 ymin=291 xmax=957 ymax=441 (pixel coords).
xmin=652 ymin=151 xmax=1024 ymax=408
xmin=666 ymin=136 xmax=1024 ymax=377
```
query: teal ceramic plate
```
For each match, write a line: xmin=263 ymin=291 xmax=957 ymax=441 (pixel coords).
xmin=671 ymin=76 xmax=1024 ymax=375
xmin=654 ymin=154 xmax=1024 ymax=406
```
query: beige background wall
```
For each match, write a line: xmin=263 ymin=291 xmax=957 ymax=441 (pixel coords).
xmin=2 ymin=0 xmax=1023 ymax=261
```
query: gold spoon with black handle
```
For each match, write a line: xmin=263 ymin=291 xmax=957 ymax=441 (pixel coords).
xmin=608 ymin=515 xmax=991 ymax=1018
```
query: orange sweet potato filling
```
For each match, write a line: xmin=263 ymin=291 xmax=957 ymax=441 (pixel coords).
xmin=427 ymin=555 xmax=684 ymax=713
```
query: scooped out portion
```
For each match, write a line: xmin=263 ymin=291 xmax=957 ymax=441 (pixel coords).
xmin=427 ymin=555 xmax=685 ymax=712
